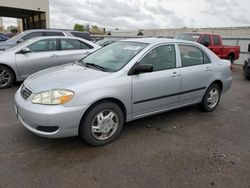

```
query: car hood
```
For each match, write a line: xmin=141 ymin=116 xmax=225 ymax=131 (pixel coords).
xmin=24 ymin=63 xmax=111 ymax=93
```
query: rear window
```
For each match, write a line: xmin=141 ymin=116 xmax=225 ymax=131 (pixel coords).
xmin=70 ymin=32 xmax=92 ymax=41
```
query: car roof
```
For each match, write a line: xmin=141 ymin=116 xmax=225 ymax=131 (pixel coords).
xmin=30 ymin=36 xmax=87 ymax=40
xmin=121 ymin=37 xmax=196 ymax=45
xmin=24 ymin=29 xmax=89 ymax=33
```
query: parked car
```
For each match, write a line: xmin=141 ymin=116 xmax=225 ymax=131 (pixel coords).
xmin=0 ymin=32 xmax=9 ymax=42
xmin=14 ymin=38 xmax=232 ymax=146
xmin=96 ymin=37 xmax=125 ymax=47
xmin=177 ymin=32 xmax=240 ymax=63
xmin=0 ymin=36 xmax=100 ymax=88
xmin=0 ymin=29 xmax=92 ymax=50
xmin=243 ymin=43 xmax=250 ymax=79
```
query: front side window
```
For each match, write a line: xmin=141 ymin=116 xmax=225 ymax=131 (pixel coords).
xmin=179 ymin=45 xmax=210 ymax=67
xmin=21 ymin=32 xmax=44 ymax=40
xmin=139 ymin=45 xmax=176 ymax=71
xmin=60 ymin=39 xmax=91 ymax=50
xmin=82 ymin=41 xmax=147 ymax=72
xmin=28 ymin=39 xmax=57 ymax=52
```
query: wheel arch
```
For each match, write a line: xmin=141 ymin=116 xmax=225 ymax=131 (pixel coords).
xmin=228 ymin=52 xmax=235 ymax=59
xmin=211 ymin=80 xmax=223 ymax=91
xmin=78 ymin=97 xmax=127 ymax=135
xmin=0 ymin=63 xmax=16 ymax=82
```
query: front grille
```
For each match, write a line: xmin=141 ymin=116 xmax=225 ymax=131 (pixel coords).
xmin=21 ymin=85 xmax=32 ymax=100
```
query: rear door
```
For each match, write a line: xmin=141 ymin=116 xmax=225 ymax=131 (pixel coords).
xmin=131 ymin=44 xmax=181 ymax=117
xmin=178 ymin=44 xmax=213 ymax=104
xmin=15 ymin=38 xmax=60 ymax=79
xmin=58 ymin=38 xmax=94 ymax=65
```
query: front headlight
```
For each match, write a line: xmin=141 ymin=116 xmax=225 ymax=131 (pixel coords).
xmin=32 ymin=90 xmax=74 ymax=105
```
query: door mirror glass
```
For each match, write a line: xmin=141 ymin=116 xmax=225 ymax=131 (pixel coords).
xmin=134 ymin=64 xmax=153 ymax=74
xmin=19 ymin=47 xmax=32 ymax=54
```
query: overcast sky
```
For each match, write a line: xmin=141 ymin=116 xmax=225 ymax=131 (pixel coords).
xmin=3 ymin=0 xmax=250 ymax=30
xmin=49 ymin=0 xmax=250 ymax=30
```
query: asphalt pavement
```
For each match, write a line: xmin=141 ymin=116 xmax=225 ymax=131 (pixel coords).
xmin=0 ymin=69 xmax=250 ymax=188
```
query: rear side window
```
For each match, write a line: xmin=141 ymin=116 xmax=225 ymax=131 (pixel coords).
xmin=60 ymin=39 xmax=92 ymax=50
xmin=70 ymin=32 xmax=92 ymax=41
xmin=21 ymin=32 xmax=44 ymax=40
xmin=44 ymin=32 xmax=65 ymax=36
xmin=28 ymin=39 xmax=57 ymax=52
xmin=179 ymin=45 xmax=210 ymax=67
xmin=139 ymin=45 xmax=176 ymax=71
xmin=212 ymin=35 xmax=220 ymax=45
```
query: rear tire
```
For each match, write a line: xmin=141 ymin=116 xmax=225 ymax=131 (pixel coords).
xmin=0 ymin=65 xmax=15 ymax=89
xmin=80 ymin=102 xmax=124 ymax=146
xmin=200 ymin=83 xmax=221 ymax=112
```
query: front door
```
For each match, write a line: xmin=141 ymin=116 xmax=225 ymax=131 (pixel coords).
xmin=16 ymin=38 xmax=59 ymax=79
xmin=132 ymin=44 xmax=181 ymax=118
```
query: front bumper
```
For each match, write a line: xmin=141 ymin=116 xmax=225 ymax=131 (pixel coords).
xmin=14 ymin=87 xmax=88 ymax=138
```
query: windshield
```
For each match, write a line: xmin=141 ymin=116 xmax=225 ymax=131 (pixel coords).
xmin=81 ymin=41 xmax=148 ymax=72
xmin=5 ymin=38 xmax=35 ymax=51
xmin=3 ymin=30 xmax=28 ymax=43
xmin=177 ymin=33 xmax=201 ymax=42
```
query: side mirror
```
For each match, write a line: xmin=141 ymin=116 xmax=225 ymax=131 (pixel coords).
xmin=18 ymin=47 xmax=32 ymax=54
xmin=203 ymin=41 xmax=210 ymax=47
xmin=134 ymin=64 xmax=153 ymax=74
xmin=16 ymin=39 xmax=24 ymax=43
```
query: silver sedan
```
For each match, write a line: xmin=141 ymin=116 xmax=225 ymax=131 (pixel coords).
xmin=14 ymin=38 xmax=232 ymax=146
xmin=0 ymin=36 xmax=100 ymax=88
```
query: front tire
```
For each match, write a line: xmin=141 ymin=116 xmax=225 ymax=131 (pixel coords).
xmin=200 ymin=83 xmax=221 ymax=112
xmin=0 ymin=65 xmax=15 ymax=89
xmin=80 ymin=102 xmax=124 ymax=146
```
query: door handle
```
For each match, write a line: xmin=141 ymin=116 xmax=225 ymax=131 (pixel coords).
xmin=51 ymin=54 xmax=58 ymax=58
xmin=170 ymin=72 xmax=180 ymax=77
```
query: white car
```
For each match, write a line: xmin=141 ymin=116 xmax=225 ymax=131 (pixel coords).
xmin=0 ymin=36 xmax=100 ymax=88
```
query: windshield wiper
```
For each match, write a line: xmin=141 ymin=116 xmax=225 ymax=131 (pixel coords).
xmin=85 ymin=62 xmax=111 ymax=72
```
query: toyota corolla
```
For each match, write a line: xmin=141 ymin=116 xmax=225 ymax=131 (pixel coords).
xmin=14 ymin=38 xmax=232 ymax=146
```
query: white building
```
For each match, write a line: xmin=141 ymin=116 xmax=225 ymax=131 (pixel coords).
xmin=0 ymin=0 xmax=50 ymax=30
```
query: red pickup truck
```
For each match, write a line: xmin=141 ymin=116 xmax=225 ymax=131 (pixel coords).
xmin=178 ymin=32 xmax=240 ymax=63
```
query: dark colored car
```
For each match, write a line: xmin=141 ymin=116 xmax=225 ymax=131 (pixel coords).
xmin=0 ymin=29 xmax=92 ymax=50
xmin=243 ymin=44 xmax=250 ymax=79
xmin=0 ymin=32 xmax=9 ymax=41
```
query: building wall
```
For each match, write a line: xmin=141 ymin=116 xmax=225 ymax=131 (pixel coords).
xmin=0 ymin=0 xmax=50 ymax=28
